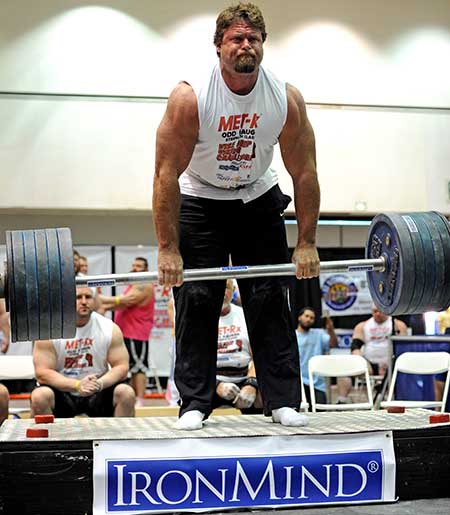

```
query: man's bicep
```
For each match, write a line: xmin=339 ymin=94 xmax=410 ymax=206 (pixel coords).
xmin=279 ymin=84 xmax=316 ymax=178
xmin=155 ymin=83 xmax=199 ymax=177
xmin=33 ymin=341 xmax=57 ymax=371
xmin=352 ymin=323 xmax=365 ymax=340
xmin=108 ymin=325 xmax=129 ymax=367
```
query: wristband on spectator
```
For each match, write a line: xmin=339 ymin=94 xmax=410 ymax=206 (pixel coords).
xmin=243 ymin=377 xmax=258 ymax=390
xmin=350 ymin=338 xmax=365 ymax=351
xmin=74 ymin=380 xmax=81 ymax=392
xmin=115 ymin=296 xmax=121 ymax=306
xmin=97 ymin=378 xmax=104 ymax=392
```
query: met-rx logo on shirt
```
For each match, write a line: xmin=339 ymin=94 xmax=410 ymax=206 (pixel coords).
xmin=218 ymin=113 xmax=260 ymax=131
xmin=105 ymin=451 xmax=384 ymax=512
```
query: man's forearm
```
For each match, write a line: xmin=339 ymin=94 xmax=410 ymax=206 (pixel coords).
xmin=37 ymin=370 xmax=79 ymax=392
xmin=153 ymin=168 xmax=181 ymax=250
xmin=293 ymin=168 xmax=320 ymax=246
xmin=98 ymin=365 xmax=128 ymax=390
xmin=98 ymin=295 xmax=126 ymax=311
xmin=328 ymin=327 xmax=338 ymax=347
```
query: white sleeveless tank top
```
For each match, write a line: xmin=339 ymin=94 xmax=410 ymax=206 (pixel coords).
xmin=362 ymin=316 xmax=393 ymax=365
xmin=52 ymin=312 xmax=113 ymax=387
xmin=179 ymin=64 xmax=287 ymax=203
xmin=216 ymin=304 xmax=251 ymax=381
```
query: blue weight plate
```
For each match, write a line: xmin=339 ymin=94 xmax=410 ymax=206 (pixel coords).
xmin=22 ymin=231 xmax=40 ymax=340
xmin=45 ymin=229 xmax=64 ymax=338
xmin=33 ymin=229 xmax=51 ymax=339
xmin=366 ymin=213 xmax=416 ymax=315
xmin=427 ymin=212 xmax=450 ymax=312
xmin=408 ymin=213 xmax=442 ymax=313
xmin=10 ymin=231 xmax=30 ymax=342
xmin=56 ymin=228 xmax=76 ymax=339
xmin=5 ymin=231 xmax=18 ymax=342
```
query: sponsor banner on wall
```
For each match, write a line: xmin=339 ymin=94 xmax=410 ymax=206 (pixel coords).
xmin=321 ymin=271 xmax=372 ymax=317
xmin=149 ymin=284 xmax=173 ymax=376
xmin=93 ymin=432 xmax=395 ymax=514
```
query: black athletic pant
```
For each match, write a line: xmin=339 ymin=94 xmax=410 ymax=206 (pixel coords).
xmin=173 ymin=185 xmax=301 ymax=418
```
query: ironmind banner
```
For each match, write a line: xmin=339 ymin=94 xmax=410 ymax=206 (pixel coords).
xmin=93 ymin=431 xmax=396 ymax=514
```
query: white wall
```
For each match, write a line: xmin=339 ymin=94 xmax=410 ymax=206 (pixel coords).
xmin=1 ymin=0 xmax=449 ymax=216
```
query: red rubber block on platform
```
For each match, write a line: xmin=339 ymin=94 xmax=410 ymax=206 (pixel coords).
xmin=34 ymin=415 xmax=54 ymax=424
xmin=387 ymin=406 xmax=405 ymax=413
xmin=26 ymin=428 xmax=49 ymax=438
xmin=429 ymin=414 xmax=450 ymax=424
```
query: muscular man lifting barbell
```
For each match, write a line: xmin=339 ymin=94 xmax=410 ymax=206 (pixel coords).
xmin=153 ymin=3 xmax=320 ymax=430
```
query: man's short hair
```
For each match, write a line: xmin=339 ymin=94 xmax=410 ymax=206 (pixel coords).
xmin=214 ymin=2 xmax=267 ymax=47
xmin=298 ymin=306 xmax=316 ymax=317
xmin=135 ymin=257 xmax=149 ymax=270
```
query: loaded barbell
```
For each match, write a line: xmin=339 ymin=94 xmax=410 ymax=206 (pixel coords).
xmin=1 ymin=211 xmax=449 ymax=342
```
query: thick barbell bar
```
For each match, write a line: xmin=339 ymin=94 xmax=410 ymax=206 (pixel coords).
xmin=76 ymin=258 xmax=386 ymax=289
xmin=3 ymin=210 xmax=450 ymax=342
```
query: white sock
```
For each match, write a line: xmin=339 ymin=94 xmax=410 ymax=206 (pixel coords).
xmin=173 ymin=410 xmax=205 ymax=431
xmin=272 ymin=407 xmax=308 ymax=427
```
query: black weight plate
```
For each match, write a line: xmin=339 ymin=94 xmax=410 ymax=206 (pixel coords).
xmin=427 ymin=212 xmax=450 ymax=312
xmin=22 ymin=230 xmax=40 ymax=340
xmin=33 ymin=229 xmax=52 ymax=339
xmin=10 ymin=231 xmax=30 ymax=342
xmin=419 ymin=212 xmax=446 ymax=310
xmin=366 ymin=213 xmax=416 ymax=315
xmin=5 ymin=231 xmax=17 ymax=342
xmin=56 ymin=228 xmax=76 ymax=339
xmin=408 ymin=213 xmax=442 ymax=313
xmin=397 ymin=214 xmax=426 ymax=314
xmin=45 ymin=229 xmax=64 ymax=338
xmin=383 ymin=214 xmax=418 ymax=315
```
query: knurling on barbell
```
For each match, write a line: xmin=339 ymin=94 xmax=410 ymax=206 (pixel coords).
xmin=2 ymin=211 xmax=450 ymax=342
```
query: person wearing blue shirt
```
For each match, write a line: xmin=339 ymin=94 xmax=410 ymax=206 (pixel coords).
xmin=296 ymin=307 xmax=337 ymax=409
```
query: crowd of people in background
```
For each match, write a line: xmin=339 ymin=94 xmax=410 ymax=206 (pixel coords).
xmin=1 ymin=249 xmax=449 ymax=425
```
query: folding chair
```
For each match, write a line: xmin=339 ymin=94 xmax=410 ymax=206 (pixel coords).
xmin=0 ymin=355 xmax=35 ymax=418
xmin=0 ymin=355 xmax=34 ymax=381
xmin=308 ymin=355 xmax=374 ymax=412
xmin=381 ymin=351 xmax=450 ymax=412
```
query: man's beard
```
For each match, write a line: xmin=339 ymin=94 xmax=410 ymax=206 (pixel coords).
xmin=235 ymin=54 xmax=257 ymax=73
xmin=299 ymin=321 xmax=312 ymax=331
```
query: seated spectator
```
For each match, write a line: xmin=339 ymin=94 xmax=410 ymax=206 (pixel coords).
xmin=296 ymin=307 xmax=337 ymax=409
xmin=166 ymin=280 xmax=262 ymax=413
xmin=31 ymin=287 xmax=135 ymax=418
xmin=99 ymin=257 xmax=154 ymax=407
xmin=214 ymin=279 xmax=261 ymax=412
xmin=337 ymin=304 xmax=407 ymax=403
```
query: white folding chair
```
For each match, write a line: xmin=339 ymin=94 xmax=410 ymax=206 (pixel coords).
xmin=308 ymin=355 xmax=374 ymax=412
xmin=0 ymin=355 xmax=35 ymax=381
xmin=381 ymin=351 xmax=450 ymax=412
xmin=0 ymin=355 xmax=35 ymax=417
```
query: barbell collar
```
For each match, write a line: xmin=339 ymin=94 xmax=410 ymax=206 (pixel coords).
xmin=75 ymin=257 xmax=386 ymax=288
